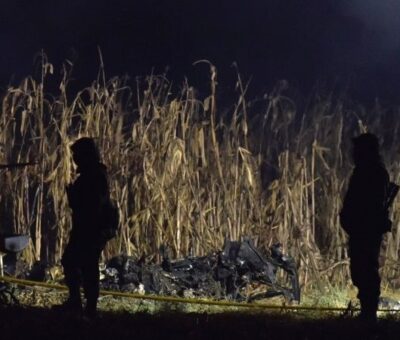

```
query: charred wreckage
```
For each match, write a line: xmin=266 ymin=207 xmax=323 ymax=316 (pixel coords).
xmin=0 ymin=233 xmax=300 ymax=304
xmin=100 ymin=239 xmax=300 ymax=303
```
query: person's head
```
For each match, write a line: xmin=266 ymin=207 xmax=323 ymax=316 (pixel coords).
xmin=352 ymin=133 xmax=381 ymax=166
xmin=70 ymin=137 xmax=100 ymax=169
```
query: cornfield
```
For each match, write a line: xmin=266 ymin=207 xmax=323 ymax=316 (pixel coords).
xmin=1 ymin=55 xmax=400 ymax=291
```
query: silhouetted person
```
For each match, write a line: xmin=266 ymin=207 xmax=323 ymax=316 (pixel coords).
xmin=340 ymin=133 xmax=390 ymax=323
xmin=54 ymin=137 xmax=110 ymax=318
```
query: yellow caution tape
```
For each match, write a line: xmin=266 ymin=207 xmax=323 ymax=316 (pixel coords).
xmin=0 ymin=275 xmax=398 ymax=313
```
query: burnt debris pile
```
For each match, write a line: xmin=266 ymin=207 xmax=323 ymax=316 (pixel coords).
xmin=100 ymin=239 xmax=301 ymax=303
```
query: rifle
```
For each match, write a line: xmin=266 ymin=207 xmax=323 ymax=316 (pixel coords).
xmin=385 ymin=182 xmax=400 ymax=210
xmin=380 ymin=182 xmax=400 ymax=233
xmin=0 ymin=162 xmax=37 ymax=170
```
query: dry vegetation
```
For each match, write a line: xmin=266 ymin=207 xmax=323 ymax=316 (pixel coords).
xmin=1 ymin=54 xmax=400 ymax=291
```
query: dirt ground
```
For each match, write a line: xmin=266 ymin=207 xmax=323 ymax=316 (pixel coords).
xmin=1 ymin=304 xmax=400 ymax=340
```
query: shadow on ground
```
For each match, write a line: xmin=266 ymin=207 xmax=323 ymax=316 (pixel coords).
xmin=1 ymin=305 xmax=399 ymax=340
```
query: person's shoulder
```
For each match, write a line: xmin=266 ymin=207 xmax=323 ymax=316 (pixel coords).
xmin=96 ymin=164 xmax=109 ymax=187
xmin=82 ymin=163 xmax=108 ymax=181
xmin=356 ymin=162 xmax=387 ymax=177
xmin=369 ymin=162 xmax=389 ymax=182
xmin=93 ymin=163 xmax=108 ymax=180
xmin=96 ymin=162 xmax=108 ymax=174
xmin=376 ymin=162 xmax=389 ymax=177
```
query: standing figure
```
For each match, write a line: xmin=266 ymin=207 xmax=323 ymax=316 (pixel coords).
xmin=55 ymin=137 xmax=110 ymax=318
xmin=340 ymin=133 xmax=390 ymax=322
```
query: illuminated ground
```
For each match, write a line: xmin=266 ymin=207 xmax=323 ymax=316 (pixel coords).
xmin=1 ymin=286 xmax=400 ymax=339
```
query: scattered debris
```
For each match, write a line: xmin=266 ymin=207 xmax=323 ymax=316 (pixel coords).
xmin=0 ymin=234 xmax=300 ymax=305
xmin=100 ymin=238 xmax=301 ymax=303
xmin=378 ymin=296 xmax=400 ymax=311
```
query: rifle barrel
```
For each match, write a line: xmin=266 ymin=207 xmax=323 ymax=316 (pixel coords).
xmin=386 ymin=182 xmax=400 ymax=209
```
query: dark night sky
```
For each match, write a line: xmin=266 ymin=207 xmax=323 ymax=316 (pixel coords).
xmin=1 ymin=0 xmax=400 ymax=102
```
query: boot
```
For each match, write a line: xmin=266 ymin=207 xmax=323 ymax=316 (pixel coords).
xmin=84 ymin=299 xmax=98 ymax=319
xmin=358 ymin=299 xmax=378 ymax=324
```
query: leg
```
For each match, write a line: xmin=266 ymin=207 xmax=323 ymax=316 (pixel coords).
xmin=60 ymin=242 xmax=82 ymax=308
xmin=349 ymin=239 xmax=364 ymax=293
xmin=349 ymin=236 xmax=382 ymax=321
xmin=81 ymin=245 xmax=103 ymax=317
xmin=359 ymin=237 xmax=382 ymax=320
